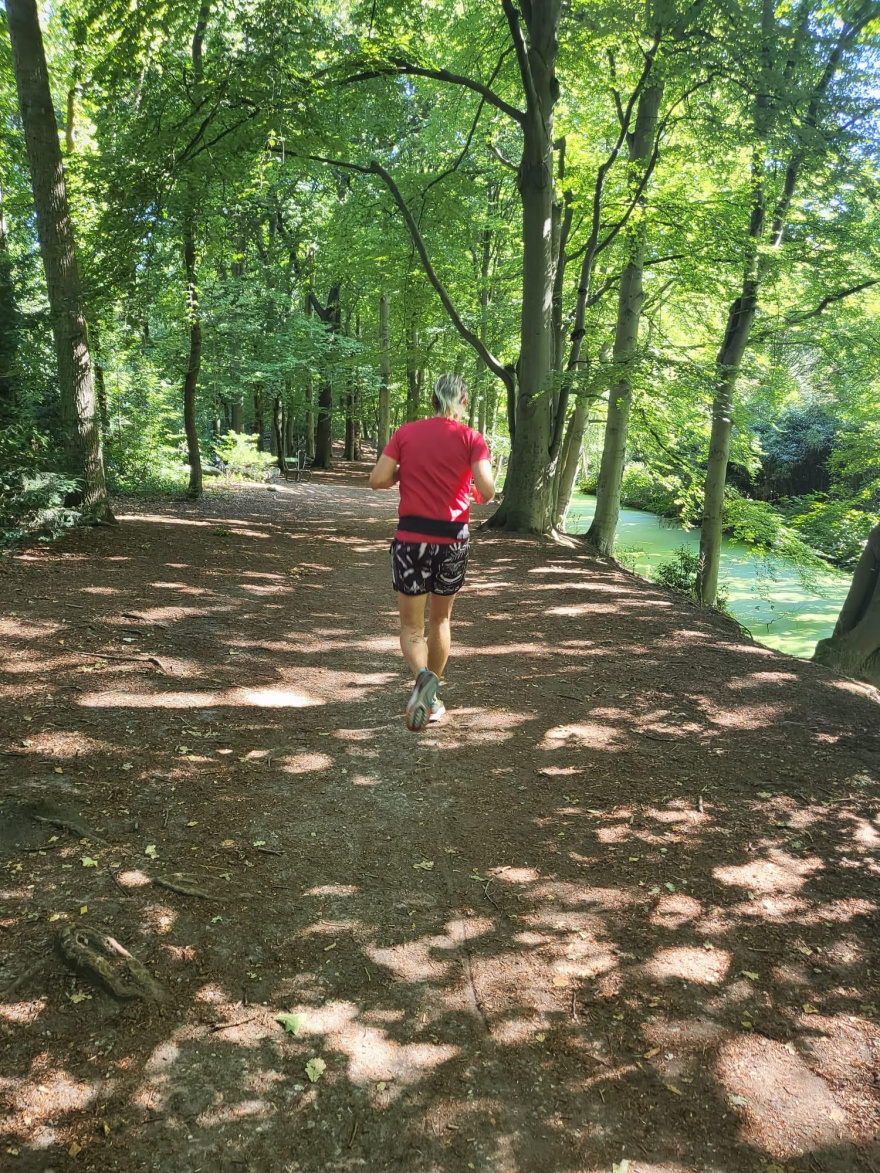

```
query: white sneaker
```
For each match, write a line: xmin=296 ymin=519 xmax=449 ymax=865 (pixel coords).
xmin=429 ymin=697 xmax=446 ymax=723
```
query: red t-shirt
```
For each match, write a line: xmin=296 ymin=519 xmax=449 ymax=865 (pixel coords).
xmin=383 ymin=416 xmax=490 ymax=544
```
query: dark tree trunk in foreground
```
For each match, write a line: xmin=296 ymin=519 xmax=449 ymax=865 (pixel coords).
xmin=813 ymin=524 xmax=880 ymax=686
xmin=6 ymin=0 xmax=113 ymax=521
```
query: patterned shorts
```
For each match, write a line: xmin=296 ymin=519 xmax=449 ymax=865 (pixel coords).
xmin=390 ymin=539 xmax=470 ymax=596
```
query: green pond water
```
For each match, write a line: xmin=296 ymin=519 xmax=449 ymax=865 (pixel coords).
xmin=566 ymin=492 xmax=850 ymax=661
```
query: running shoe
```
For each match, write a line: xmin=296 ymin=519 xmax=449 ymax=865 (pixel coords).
xmin=429 ymin=696 xmax=446 ymax=724
xmin=405 ymin=668 xmax=439 ymax=732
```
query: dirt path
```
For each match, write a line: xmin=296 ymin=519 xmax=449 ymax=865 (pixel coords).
xmin=1 ymin=467 xmax=879 ymax=1173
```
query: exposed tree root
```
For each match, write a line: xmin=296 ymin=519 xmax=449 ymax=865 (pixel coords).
xmin=57 ymin=925 xmax=166 ymax=1002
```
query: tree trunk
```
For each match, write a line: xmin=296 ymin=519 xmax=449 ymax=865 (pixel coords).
xmin=378 ymin=293 xmax=391 ymax=452
xmin=231 ymin=400 xmax=243 ymax=432
xmin=285 ymin=405 xmax=294 ymax=458
xmin=813 ymin=524 xmax=880 ymax=686
xmin=6 ymin=0 xmax=113 ymax=521
xmin=273 ymin=396 xmax=286 ymax=473
xmin=253 ymin=383 xmax=264 ymax=449
xmin=313 ymin=284 xmax=339 ymax=469
xmin=0 ymin=185 xmax=17 ymax=414
xmin=586 ymin=82 xmax=662 ymax=556
xmin=304 ymin=294 xmax=316 ymax=457
xmin=182 ymin=220 xmax=202 ymax=498
xmin=406 ymin=314 xmax=420 ymax=423
xmin=487 ymin=0 xmax=561 ymax=533
xmin=554 ymin=398 xmax=590 ymax=530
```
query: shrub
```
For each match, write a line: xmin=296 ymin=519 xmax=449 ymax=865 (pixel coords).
xmin=0 ymin=426 xmax=79 ymax=548
xmin=652 ymin=545 xmax=731 ymax=613
xmin=212 ymin=432 xmax=276 ymax=480
xmin=785 ymin=494 xmax=876 ymax=567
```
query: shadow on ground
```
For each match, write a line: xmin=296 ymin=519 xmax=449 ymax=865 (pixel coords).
xmin=1 ymin=466 xmax=878 ymax=1172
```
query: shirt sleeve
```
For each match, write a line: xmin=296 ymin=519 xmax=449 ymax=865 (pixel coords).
xmin=470 ymin=430 xmax=490 ymax=464
xmin=383 ymin=429 xmax=402 ymax=462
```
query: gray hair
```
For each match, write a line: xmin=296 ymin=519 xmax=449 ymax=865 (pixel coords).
xmin=432 ymin=373 xmax=468 ymax=419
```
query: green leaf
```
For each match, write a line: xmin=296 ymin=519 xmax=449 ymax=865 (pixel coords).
xmin=305 ymin=1057 xmax=326 ymax=1082
xmin=275 ymin=1012 xmax=305 ymax=1035
xmin=81 ymin=857 xmax=99 ymax=868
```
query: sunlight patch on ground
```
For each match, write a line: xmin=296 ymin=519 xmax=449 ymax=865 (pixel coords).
xmin=304 ymin=885 xmax=358 ymax=897
xmin=649 ymin=893 xmax=704 ymax=928
xmin=713 ymin=851 xmax=820 ymax=894
xmin=77 ymin=687 xmax=320 ymax=709
xmin=0 ymin=1067 xmax=98 ymax=1139
xmin=279 ymin=753 xmax=333 ymax=774
xmin=645 ymin=945 xmax=730 ymax=985
xmin=717 ymin=1035 xmax=850 ymax=1158
xmin=541 ymin=722 xmax=624 ymax=750
xmin=295 ymin=1000 xmax=458 ymax=1086
xmin=0 ymin=998 xmax=46 ymax=1024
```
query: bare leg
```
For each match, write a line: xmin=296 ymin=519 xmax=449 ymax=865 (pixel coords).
xmin=427 ymin=592 xmax=456 ymax=678
xmin=398 ymin=593 xmax=428 ymax=676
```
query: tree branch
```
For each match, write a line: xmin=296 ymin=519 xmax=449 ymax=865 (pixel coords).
xmin=368 ymin=161 xmax=513 ymax=390
xmin=487 ymin=141 xmax=518 ymax=171
xmin=753 ymin=277 xmax=880 ymax=341
xmin=342 ymin=58 xmax=525 ymax=125
xmin=501 ymin=0 xmax=538 ymax=117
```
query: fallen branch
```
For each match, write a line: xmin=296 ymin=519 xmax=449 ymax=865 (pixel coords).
xmin=72 ymin=650 xmax=170 ymax=674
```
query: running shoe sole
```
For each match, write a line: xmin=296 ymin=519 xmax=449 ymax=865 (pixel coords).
xmin=406 ymin=670 xmax=439 ymax=732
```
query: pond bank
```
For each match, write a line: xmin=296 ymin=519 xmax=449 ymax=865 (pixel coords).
xmin=565 ymin=492 xmax=850 ymax=660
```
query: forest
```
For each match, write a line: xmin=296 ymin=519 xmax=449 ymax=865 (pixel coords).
xmin=1 ymin=0 xmax=879 ymax=676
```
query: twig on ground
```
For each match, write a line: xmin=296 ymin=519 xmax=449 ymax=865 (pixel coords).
xmin=210 ymin=1016 xmax=258 ymax=1033
xmin=1 ymin=960 xmax=44 ymax=998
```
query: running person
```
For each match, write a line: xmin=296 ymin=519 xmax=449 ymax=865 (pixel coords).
xmin=369 ymin=374 xmax=496 ymax=731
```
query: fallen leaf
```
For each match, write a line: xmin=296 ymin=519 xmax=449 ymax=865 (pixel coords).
xmin=305 ymin=1057 xmax=326 ymax=1083
xmin=79 ymin=905 xmax=88 ymax=915
xmin=628 ymin=856 xmax=640 ymax=862
xmin=803 ymin=1003 xmax=820 ymax=1014
xmin=186 ymin=821 xmax=198 ymax=828
xmin=413 ymin=860 xmax=434 ymax=871
xmin=740 ymin=971 xmax=760 ymax=981
xmin=145 ymin=845 xmax=157 ymax=858
xmin=643 ymin=1046 xmax=660 ymax=1059
xmin=535 ymin=1032 xmax=546 ymax=1042
xmin=665 ymin=1082 xmax=684 ymax=1096
xmin=612 ymin=1162 xmax=632 ymax=1173
xmin=376 ymin=1081 xmax=387 ymax=1092
xmin=324 ymin=942 xmax=337 ymax=952
xmin=81 ymin=857 xmax=98 ymax=868
xmin=664 ymin=882 xmax=676 ymax=892
xmin=70 ymin=992 xmax=92 ymax=1004
xmin=552 ymin=975 xmax=568 ymax=987
xmin=275 ymin=1012 xmax=305 ymax=1035
xmin=728 ymin=1094 xmax=748 ymax=1107
xmin=68 ymin=1141 xmax=82 ymax=1156
xmin=253 ymin=839 xmax=266 ymax=846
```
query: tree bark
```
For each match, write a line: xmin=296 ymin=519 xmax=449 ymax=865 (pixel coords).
xmin=182 ymin=220 xmax=202 ymax=498
xmin=0 ymin=185 xmax=17 ymax=414
xmin=813 ymin=524 xmax=880 ymax=685
xmin=586 ymin=82 xmax=663 ymax=556
xmin=554 ymin=398 xmax=590 ymax=529
xmin=231 ymin=400 xmax=243 ymax=432
xmin=6 ymin=0 xmax=113 ymax=521
xmin=487 ymin=0 xmax=562 ymax=533
xmin=405 ymin=314 xmax=420 ymax=423
xmin=378 ymin=294 xmax=391 ymax=452
xmin=273 ymin=396 xmax=286 ymax=473
xmin=313 ymin=284 xmax=340 ymax=469
xmin=253 ymin=383 xmax=264 ymax=449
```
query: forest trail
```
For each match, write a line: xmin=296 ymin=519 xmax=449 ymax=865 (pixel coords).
xmin=1 ymin=466 xmax=879 ymax=1173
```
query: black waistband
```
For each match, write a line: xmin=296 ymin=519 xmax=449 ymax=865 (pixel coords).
xmin=398 ymin=515 xmax=470 ymax=540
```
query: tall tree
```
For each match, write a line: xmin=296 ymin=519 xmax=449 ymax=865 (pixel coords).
xmin=695 ymin=0 xmax=877 ymax=605
xmin=5 ymin=0 xmax=113 ymax=521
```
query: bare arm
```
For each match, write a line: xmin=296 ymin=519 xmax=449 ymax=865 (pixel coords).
xmin=369 ymin=454 xmax=399 ymax=490
xmin=472 ymin=458 xmax=496 ymax=503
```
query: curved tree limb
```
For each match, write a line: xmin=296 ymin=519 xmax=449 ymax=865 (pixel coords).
xmin=342 ymin=59 xmax=525 ymax=125
xmin=368 ymin=161 xmax=514 ymax=392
